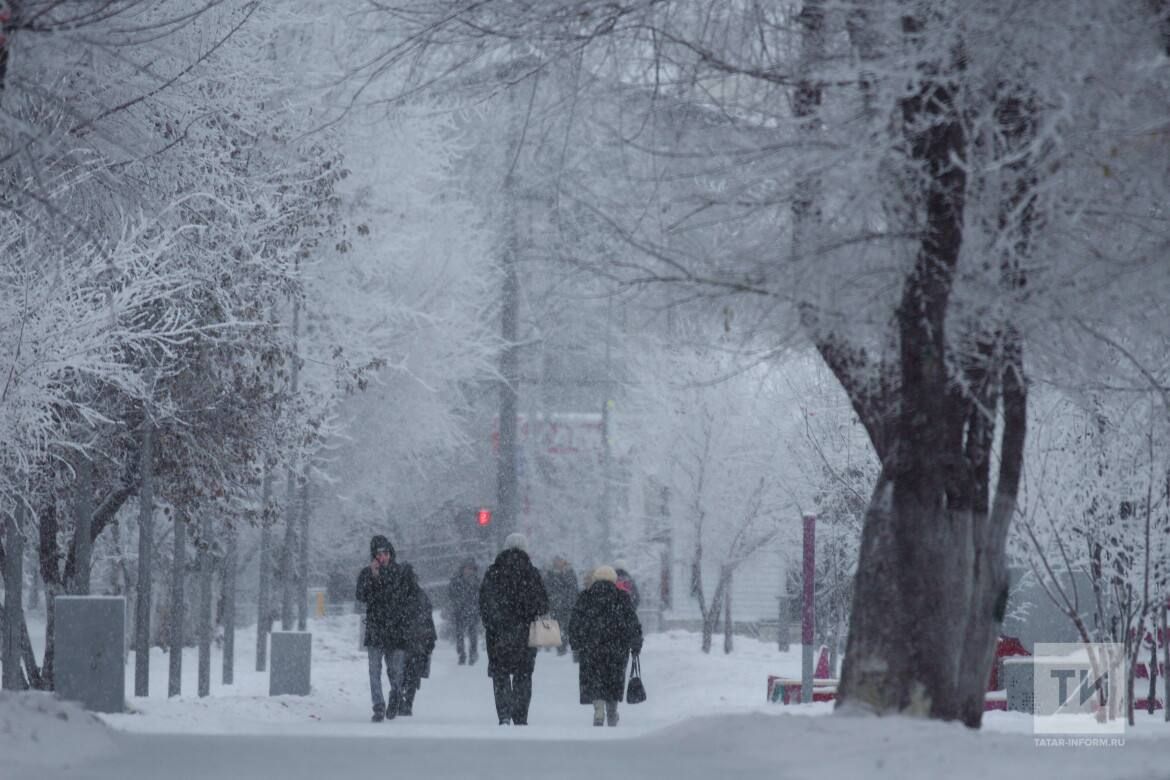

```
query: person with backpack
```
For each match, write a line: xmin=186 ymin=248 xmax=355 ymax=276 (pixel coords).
xmin=399 ymin=564 xmax=437 ymax=717
xmin=478 ymin=533 xmax=549 ymax=725
xmin=569 ymin=565 xmax=643 ymax=727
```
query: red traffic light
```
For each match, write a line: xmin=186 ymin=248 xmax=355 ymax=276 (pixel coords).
xmin=477 ymin=508 xmax=492 ymax=526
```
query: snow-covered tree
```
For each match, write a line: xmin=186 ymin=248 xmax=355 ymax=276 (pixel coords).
xmin=629 ymin=340 xmax=809 ymax=652
xmin=353 ymin=0 xmax=1170 ymax=726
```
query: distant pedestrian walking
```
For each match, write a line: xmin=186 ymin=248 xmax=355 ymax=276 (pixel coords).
xmin=355 ymin=535 xmax=420 ymax=721
xmin=570 ymin=565 xmax=643 ymax=727
xmin=399 ymin=564 xmax=437 ymax=717
xmin=479 ymin=533 xmax=549 ymax=725
xmin=543 ymin=555 xmax=578 ymax=656
xmin=447 ymin=558 xmax=480 ymax=665
xmin=613 ymin=559 xmax=641 ymax=611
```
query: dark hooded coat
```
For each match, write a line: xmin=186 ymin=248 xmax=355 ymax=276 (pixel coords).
xmin=402 ymin=565 xmax=437 ymax=681
xmin=543 ymin=563 xmax=579 ymax=629
xmin=355 ymin=536 xmax=419 ymax=650
xmin=569 ymin=580 xmax=643 ymax=703
xmin=447 ymin=559 xmax=480 ymax=623
xmin=478 ymin=547 xmax=549 ymax=677
xmin=615 ymin=568 xmax=641 ymax=611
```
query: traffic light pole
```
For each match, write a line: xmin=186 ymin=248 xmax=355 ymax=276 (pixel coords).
xmin=801 ymin=513 xmax=816 ymax=703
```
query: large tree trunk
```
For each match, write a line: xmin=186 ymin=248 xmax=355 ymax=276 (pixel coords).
xmin=2 ymin=510 xmax=26 ymax=690
xmin=955 ymin=334 xmax=1025 ymax=726
xmin=833 ymin=13 xmax=1038 ymax=727
xmin=836 ymin=10 xmax=973 ymax=721
xmin=37 ymin=466 xmax=137 ymax=690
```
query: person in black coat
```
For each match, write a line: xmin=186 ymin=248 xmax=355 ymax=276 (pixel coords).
xmin=478 ymin=533 xmax=549 ymax=725
xmin=447 ymin=558 xmax=480 ymax=665
xmin=355 ymin=535 xmax=419 ymax=721
xmin=569 ymin=565 xmax=643 ymax=727
xmin=543 ymin=555 xmax=578 ymax=656
xmin=399 ymin=564 xmax=437 ymax=717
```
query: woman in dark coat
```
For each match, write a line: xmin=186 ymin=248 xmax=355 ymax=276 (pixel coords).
xmin=479 ymin=533 xmax=550 ymax=725
xmin=543 ymin=555 xmax=578 ymax=656
xmin=399 ymin=565 xmax=437 ymax=717
xmin=569 ymin=565 xmax=643 ymax=727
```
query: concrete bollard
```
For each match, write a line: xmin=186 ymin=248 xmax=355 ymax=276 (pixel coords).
xmin=269 ymin=631 xmax=312 ymax=696
xmin=54 ymin=596 xmax=126 ymax=713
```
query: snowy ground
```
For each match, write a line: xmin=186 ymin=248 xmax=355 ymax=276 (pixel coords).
xmin=5 ymin=611 xmax=1170 ymax=779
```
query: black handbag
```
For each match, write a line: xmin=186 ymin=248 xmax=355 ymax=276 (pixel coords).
xmin=626 ymin=653 xmax=646 ymax=704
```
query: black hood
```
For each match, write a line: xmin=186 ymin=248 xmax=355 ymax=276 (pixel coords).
xmin=492 ymin=546 xmax=531 ymax=572
xmin=370 ymin=535 xmax=394 ymax=559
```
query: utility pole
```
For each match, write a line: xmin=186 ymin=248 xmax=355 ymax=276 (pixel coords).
xmin=495 ymin=74 xmax=524 ymax=549
xmin=801 ymin=513 xmax=816 ymax=703
xmin=496 ymin=243 xmax=520 ymax=548
xmin=599 ymin=297 xmax=613 ymax=563
xmin=281 ymin=267 xmax=302 ymax=631
xmin=296 ymin=467 xmax=310 ymax=631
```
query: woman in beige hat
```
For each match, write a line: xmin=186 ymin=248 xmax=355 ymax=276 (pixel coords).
xmin=569 ymin=565 xmax=643 ymax=726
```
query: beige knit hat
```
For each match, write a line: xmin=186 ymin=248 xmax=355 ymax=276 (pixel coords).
xmin=592 ymin=565 xmax=618 ymax=583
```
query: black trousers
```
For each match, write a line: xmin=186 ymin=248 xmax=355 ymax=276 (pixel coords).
xmin=454 ymin=615 xmax=478 ymax=661
xmin=492 ymin=672 xmax=533 ymax=724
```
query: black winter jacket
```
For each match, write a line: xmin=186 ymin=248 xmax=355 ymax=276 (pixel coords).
xmin=570 ymin=581 xmax=643 ymax=703
xmin=448 ymin=568 xmax=480 ymax=623
xmin=543 ymin=567 xmax=579 ymax=625
xmin=356 ymin=562 xmax=419 ymax=650
xmin=479 ymin=548 xmax=549 ymax=676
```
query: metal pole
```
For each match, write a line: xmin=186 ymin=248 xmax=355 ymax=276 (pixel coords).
xmin=801 ymin=513 xmax=816 ymax=703
xmin=599 ymin=297 xmax=613 ymax=562
xmin=296 ymin=468 xmax=310 ymax=631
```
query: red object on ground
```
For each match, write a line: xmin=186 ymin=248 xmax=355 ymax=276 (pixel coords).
xmin=814 ymin=645 xmax=831 ymax=679
xmin=987 ymin=635 xmax=1030 ymax=692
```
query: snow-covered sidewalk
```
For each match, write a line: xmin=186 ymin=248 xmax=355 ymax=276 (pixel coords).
xmin=5 ymin=612 xmax=1170 ymax=779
